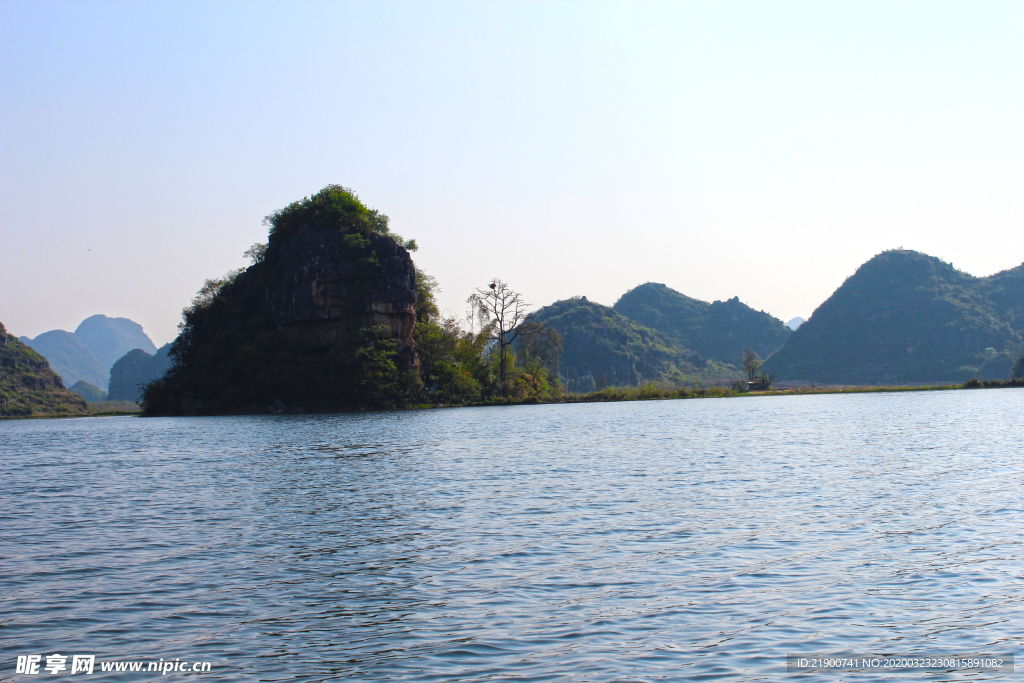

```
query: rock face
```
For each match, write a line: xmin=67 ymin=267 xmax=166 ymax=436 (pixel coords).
xmin=142 ymin=185 xmax=424 ymax=415
xmin=143 ymin=228 xmax=420 ymax=414
xmin=269 ymin=227 xmax=418 ymax=368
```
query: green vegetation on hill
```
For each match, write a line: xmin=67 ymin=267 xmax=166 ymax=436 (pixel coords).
xmin=764 ymin=250 xmax=1024 ymax=384
xmin=1 ymin=323 xmax=88 ymax=417
xmin=70 ymin=380 xmax=108 ymax=402
xmin=613 ymin=283 xmax=792 ymax=364
xmin=414 ymin=282 xmax=551 ymax=405
xmin=265 ymin=183 xmax=416 ymax=250
xmin=108 ymin=344 xmax=172 ymax=402
xmin=526 ymin=296 xmax=721 ymax=391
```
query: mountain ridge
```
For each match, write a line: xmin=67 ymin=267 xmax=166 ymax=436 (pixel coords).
xmin=526 ymin=296 xmax=726 ymax=391
xmin=764 ymin=250 xmax=1024 ymax=384
xmin=74 ymin=315 xmax=157 ymax=369
xmin=20 ymin=315 xmax=157 ymax=390
xmin=19 ymin=330 xmax=109 ymax=388
xmin=612 ymin=282 xmax=792 ymax=364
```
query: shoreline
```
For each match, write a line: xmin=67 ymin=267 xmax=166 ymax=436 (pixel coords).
xmin=0 ymin=409 xmax=143 ymax=421
xmin=457 ymin=379 xmax=1020 ymax=409
xmin=5 ymin=379 xmax=1021 ymax=420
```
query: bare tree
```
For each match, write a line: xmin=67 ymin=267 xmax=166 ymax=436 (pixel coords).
xmin=468 ymin=279 xmax=530 ymax=386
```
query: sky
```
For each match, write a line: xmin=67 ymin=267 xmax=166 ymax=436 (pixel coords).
xmin=2 ymin=0 xmax=1022 ymax=346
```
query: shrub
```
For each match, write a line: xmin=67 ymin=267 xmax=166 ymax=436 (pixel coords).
xmin=1012 ymin=353 xmax=1024 ymax=379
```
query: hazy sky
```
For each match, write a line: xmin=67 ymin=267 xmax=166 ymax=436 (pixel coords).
xmin=2 ymin=0 xmax=1022 ymax=345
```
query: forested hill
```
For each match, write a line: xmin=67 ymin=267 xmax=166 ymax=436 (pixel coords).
xmin=526 ymin=297 xmax=727 ymax=391
xmin=1 ymin=322 xmax=88 ymax=417
xmin=108 ymin=344 xmax=173 ymax=402
xmin=613 ymin=283 xmax=791 ymax=363
xmin=764 ymin=250 xmax=1024 ymax=384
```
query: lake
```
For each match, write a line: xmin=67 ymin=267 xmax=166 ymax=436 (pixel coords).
xmin=3 ymin=389 xmax=1022 ymax=681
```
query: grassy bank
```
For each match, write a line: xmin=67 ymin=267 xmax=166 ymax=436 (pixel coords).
xmin=464 ymin=376 xmax=1023 ymax=408
xmin=85 ymin=400 xmax=143 ymax=413
xmin=5 ymin=379 xmax=1020 ymax=419
xmin=1 ymin=400 xmax=142 ymax=420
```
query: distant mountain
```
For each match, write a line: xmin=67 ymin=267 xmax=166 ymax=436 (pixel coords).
xmin=612 ymin=283 xmax=792 ymax=365
xmin=764 ymin=250 xmax=1024 ymax=384
xmin=74 ymin=315 xmax=157 ymax=370
xmin=108 ymin=344 xmax=173 ymax=402
xmin=70 ymin=380 xmax=108 ymax=402
xmin=20 ymin=330 xmax=108 ymax=388
xmin=20 ymin=315 xmax=157 ymax=390
xmin=786 ymin=317 xmax=806 ymax=330
xmin=526 ymin=296 xmax=721 ymax=391
xmin=1 ymin=322 xmax=88 ymax=417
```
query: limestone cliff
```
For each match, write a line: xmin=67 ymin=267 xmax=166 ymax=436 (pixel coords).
xmin=143 ymin=185 xmax=421 ymax=415
xmin=270 ymin=227 xmax=417 ymax=369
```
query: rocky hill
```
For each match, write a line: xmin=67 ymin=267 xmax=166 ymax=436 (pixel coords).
xmin=143 ymin=185 xmax=420 ymax=415
xmin=764 ymin=250 xmax=1024 ymax=384
xmin=74 ymin=315 xmax=157 ymax=369
xmin=108 ymin=344 xmax=173 ymax=402
xmin=612 ymin=283 xmax=791 ymax=365
xmin=1 ymin=323 xmax=88 ymax=417
xmin=21 ymin=315 xmax=158 ymax=390
xmin=70 ymin=380 xmax=108 ymax=402
xmin=20 ymin=329 xmax=109 ymax=388
xmin=526 ymin=296 xmax=724 ymax=391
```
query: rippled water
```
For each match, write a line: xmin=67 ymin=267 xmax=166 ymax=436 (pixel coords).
xmin=3 ymin=389 xmax=1023 ymax=681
